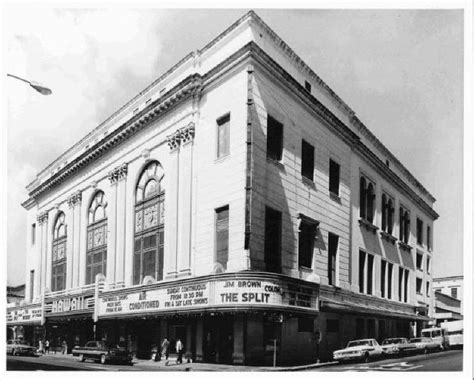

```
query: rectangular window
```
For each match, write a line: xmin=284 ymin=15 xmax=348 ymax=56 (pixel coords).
xmin=264 ymin=207 xmax=282 ymax=273
xmin=298 ymin=218 xmax=316 ymax=269
xmin=426 ymin=281 xmax=430 ymax=297
xmin=298 ymin=316 xmax=314 ymax=333
xmin=426 ymin=256 xmax=431 ymax=274
xmin=367 ymin=254 xmax=374 ymax=295
xmin=217 ymin=114 xmax=230 ymax=159
xmin=416 ymin=252 xmax=423 ymax=270
xmin=329 ymin=159 xmax=340 ymax=196
xmin=427 ymin=226 xmax=431 ymax=250
xmin=301 ymin=140 xmax=314 ymax=181
xmin=404 ymin=269 xmax=409 ymax=302
xmin=267 ymin=115 xmax=283 ymax=161
xmin=399 ymin=206 xmax=411 ymax=244
xmin=387 ymin=263 xmax=393 ymax=299
xmin=29 ymin=270 xmax=34 ymax=302
xmin=381 ymin=260 xmax=387 ymax=298
xmin=416 ymin=218 xmax=424 ymax=245
xmin=360 ymin=176 xmax=375 ymax=223
xmin=326 ymin=319 xmax=339 ymax=333
xmin=31 ymin=223 xmax=36 ymax=245
xmin=451 ymin=287 xmax=458 ymax=299
xmin=304 ymin=80 xmax=312 ymax=92
xmin=327 ymin=233 xmax=338 ymax=286
xmin=398 ymin=267 xmax=404 ymax=302
xmin=381 ymin=194 xmax=394 ymax=234
xmin=416 ymin=277 xmax=423 ymax=294
xmin=215 ymin=206 xmax=229 ymax=270
xmin=359 ymin=250 xmax=366 ymax=293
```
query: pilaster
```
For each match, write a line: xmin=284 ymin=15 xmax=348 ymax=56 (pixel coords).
xmin=107 ymin=174 xmax=118 ymax=285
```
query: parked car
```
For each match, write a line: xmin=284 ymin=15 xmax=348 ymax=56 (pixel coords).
xmin=72 ymin=341 xmax=133 ymax=365
xmin=333 ymin=339 xmax=383 ymax=363
xmin=407 ymin=337 xmax=440 ymax=354
xmin=6 ymin=339 xmax=38 ymax=357
xmin=381 ymin=337 xmax=414 ymax=356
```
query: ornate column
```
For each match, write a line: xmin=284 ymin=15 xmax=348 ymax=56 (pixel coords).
xmin=165 ymin=131 xmax=181 ymax=279
xmin=78 ymin=188 xmax=90 ymax=287
xmin=36 ymin=212 xmax=47 ymax=296
xmin=177 ymin=123 xmax=194 ymax=277
xmin=109 ymin=163 xmax=128 ymax=285
xmin=43 ymin=211 xmax=51 ymax=291
xmin=66 ymin=195 xmax=75 ymax=289
xmin=107 ymin=172 xmax=118 ymax=284
xmin=73 ymin=191 xmax=82 ymax=288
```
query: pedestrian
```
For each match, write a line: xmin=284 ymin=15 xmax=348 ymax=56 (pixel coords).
xmin=45 ymin=339 xmax=50 ymax=354
xmin=38 ymin=339 xmax=44 ymax=354
xmin=161 ymin=337 xmax=170 ymax=360
xmin=61 ymin=340 xmax=68 ymax=355
xmin=175 ymin=338 xmax=183 ymax=364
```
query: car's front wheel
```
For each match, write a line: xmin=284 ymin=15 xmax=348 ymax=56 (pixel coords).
xmin=100 ymin=354 xmax=107 ymax=364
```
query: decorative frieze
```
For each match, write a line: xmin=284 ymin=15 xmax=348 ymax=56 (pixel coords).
xmin=108 ymin=163 xmax=128 ymax=184
xmin=166 ymin=122 xmax=195 ymax=151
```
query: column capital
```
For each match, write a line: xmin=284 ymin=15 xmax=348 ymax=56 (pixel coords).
xmin=166 ymin=131 xmax=181 ymax=151
xmin=108 ymin=163 xmax=128 ymax=184
xmin=36 ymin=211 xmax=49 ymax=225
xmin=179 ymin=122 xmax=195 ymax=145
xmin=67 ymin=190 xmax=82 ymax=208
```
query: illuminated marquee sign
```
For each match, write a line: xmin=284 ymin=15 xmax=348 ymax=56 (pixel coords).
xmin=97 ymin=277 xmax=318 ymax=318
xmin=45 ymin=294 xmax=94 ymax=315
xmin=6 ymin=306 xmax=43 ymax=325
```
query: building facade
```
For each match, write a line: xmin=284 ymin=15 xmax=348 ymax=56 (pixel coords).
xmin=433 ymin=275 xmax=463 ymax=316
xmin=9 ymin=11 xmax=438 ymax=365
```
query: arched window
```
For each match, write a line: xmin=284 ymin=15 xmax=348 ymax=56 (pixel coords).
xmin=360 ymin=175 xmax=376 ymax=224
xmin=86 ymin=191 xmax=107 ymax=284
xmin=52 ymin=212 xmax=67 ymax=291
xmin=134 ymin=161 xmax=165 ymax=284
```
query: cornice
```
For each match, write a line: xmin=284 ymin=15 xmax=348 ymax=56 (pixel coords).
xmin=25 ymin=74 xmax=202 ymax=201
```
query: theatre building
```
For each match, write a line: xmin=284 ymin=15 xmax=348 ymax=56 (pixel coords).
xmin=12 ymin=11 xmax=438 ymax=365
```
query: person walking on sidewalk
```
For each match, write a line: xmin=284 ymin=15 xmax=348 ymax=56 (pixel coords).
xmin=161 ymin=337 xmax=170 ymax=360
xmin=44 ymin=339 xmax=50 ymax=354
xmin=61 ymin=340 xmax=68 ymax=355
xmin=175 ymin=338 xmax=183 ymax=364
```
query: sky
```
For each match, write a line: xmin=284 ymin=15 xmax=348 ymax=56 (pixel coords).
xmin=3 ymin=7 xmax=465 ymax=286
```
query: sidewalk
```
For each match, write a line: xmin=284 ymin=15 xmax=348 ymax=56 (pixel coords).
xmin=40 ymin=352 xmax=338 ymax=371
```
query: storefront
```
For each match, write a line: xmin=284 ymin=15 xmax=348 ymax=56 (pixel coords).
xmin=6 ymin=304 xmax=44 ymax=347
xmin=95 ymin=272 xmax=320 ymax=365
xmin=43 ymin=292 xmax=95 ymax=352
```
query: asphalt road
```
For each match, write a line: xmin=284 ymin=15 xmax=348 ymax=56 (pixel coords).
xmin=309 ymin=349 xmax=463 ymax=372
xmin=6 ymin=349 xmax=463 ymax=372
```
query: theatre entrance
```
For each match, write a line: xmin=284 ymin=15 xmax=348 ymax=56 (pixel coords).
xmin=203 ymin=315 xmax=234 ymax=364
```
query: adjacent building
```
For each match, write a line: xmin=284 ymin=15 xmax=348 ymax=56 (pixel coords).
xmin=433 ymin=275 xmax=463 ymax=323
xmin=9 ymin=11 xmax=438 ymax=365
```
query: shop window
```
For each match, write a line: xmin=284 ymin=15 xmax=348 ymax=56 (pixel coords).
xmin=298 ymin=215 xmax=318 ymax=269
xmin=451 ymin=287 xmax=458 ymax=299
xmin=298 ymin=317 xmax=314 ymax=333
xmin=301 ymin=140 xmax=314 ymax=181
xmin=327 ymin=233 xmax=339 ymax=286
xmin=326 ymin=319 xmax=339 ymax=333
xmin=329 ymin=159 xmax=340 ymax=196
xmin=264 ymin=207 xmax=282 ymax=273
xmin=216 ymin=113 xmax=230 ymax=159
xmin=51 ymin=212 xmax=67 ymax=292
xmin=86 ymin=190 xmax=107 ymax=284
xmin=416 ymin=218 xmax=424 ymax=245
xmin=359 ymin=176 xmax=375 ymax=223
xmin=381 ymin=194 xmax=394 ymax=234
xmin=399 ymin=206 xmax=410 ymax=244
xmin=416 ymin=252 xmax=423 ymax=271
xmin=367 ymin=319 xmax=376 ymax=337
xmin=215 ymin=206 xmax=229 ymax=270
xmin=134 ymin=161 xmax=165 ymax=285
xmin=267 ymin=115 xmax=283 ymax=161
xmin=416 ymin=278 xmax=423 ymax=294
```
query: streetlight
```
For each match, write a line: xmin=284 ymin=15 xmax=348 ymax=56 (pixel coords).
xmin=7 ymin=73 xmax=52 ymax=95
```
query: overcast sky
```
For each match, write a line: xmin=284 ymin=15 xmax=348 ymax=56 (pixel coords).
xmin=4 ymin=7 xmax=464 ymax=286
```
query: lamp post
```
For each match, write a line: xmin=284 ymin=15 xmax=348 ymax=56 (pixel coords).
xmin=7 ymin=73 xmax=52 ymax=95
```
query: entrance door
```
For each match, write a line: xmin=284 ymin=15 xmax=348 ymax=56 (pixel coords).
xmin=203 ymin=316 xmax=233 ymax=364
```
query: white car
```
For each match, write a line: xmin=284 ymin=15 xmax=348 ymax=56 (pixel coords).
xmin=333 ymin=339 xmax=383 ymax=363
xmin=381 ymin=337 xmax=413 ymax=356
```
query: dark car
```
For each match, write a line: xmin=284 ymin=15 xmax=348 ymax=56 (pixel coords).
xmin=6 ymin=339 xmax=38 ymax=357
xmin=72 ymin=341 xmax=133 ymax=365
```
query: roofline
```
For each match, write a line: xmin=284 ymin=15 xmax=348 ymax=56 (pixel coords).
xmin=433 ymin=275 xmax=464 ymax=281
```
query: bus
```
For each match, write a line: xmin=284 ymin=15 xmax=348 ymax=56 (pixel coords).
xmin=441 ymin=321 xmax=463 ymax=348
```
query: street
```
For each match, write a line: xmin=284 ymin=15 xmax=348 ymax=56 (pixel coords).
xmin=6 ymin=349 xmax=463 ymax=372
xmin=309 ymin=349 xmax=463 ymax=372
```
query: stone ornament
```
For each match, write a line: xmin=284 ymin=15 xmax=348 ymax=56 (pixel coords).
xmin=166 ymin=122 xmax=195 ymax=151
xmin=108 ymin=162 xmax=129 ymax=184
xmin=36 ymin=211 xmax=49 ymax=225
